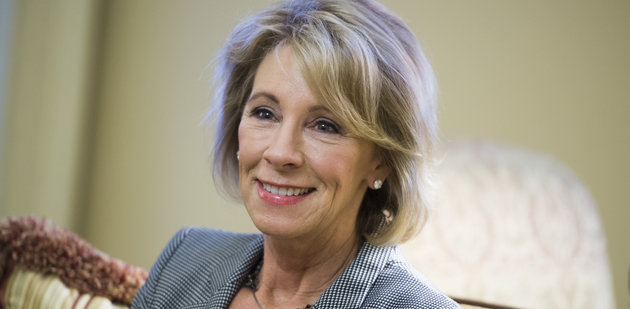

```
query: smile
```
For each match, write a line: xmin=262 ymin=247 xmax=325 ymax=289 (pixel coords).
xmin=256 ymin=181 xmax=315 ymax=206
xmin=261 ymin=182 xmax=314 ymax=196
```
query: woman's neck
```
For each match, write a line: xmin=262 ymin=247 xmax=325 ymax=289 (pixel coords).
xmin=255 ymin=232 xmax=362 ymax=307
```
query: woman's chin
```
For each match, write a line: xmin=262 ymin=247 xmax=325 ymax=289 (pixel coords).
xmin=250 ymin=216 xmax=310 ymax=240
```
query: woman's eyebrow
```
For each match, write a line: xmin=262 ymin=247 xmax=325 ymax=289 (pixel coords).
xmin=247 ymin=91 xmax=279 ymax=104
xmin=308 ymin=105 xmax=333 ymax=114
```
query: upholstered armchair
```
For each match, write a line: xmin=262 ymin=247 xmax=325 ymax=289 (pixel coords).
xmin=401 ymin=140 xmax=615 ymax=308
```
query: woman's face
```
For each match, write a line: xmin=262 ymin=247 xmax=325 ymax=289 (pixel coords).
xmin=238 ymin=46 xmax=387 ymax=241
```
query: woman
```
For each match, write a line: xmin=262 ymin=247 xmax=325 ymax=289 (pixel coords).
xmin=132 ymin=0 xmax=459 ymax=308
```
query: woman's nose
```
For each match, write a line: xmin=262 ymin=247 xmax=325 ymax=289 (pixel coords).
xmin=263 ymin=122 xmax=304 ymax=169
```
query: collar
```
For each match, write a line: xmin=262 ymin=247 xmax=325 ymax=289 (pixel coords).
xmin=315 ymin=242 xmax=395 ymax=307
xmin=208 ymin=234 xmax=264 ymax=308
xmin=206 ymin=236 xmax=394 ymax=308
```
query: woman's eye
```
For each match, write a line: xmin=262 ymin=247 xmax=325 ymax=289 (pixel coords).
xmin=314 ymin=119 xmax=340 ymax=134
xmin=250 ymin=107 xmax=276 ymax=121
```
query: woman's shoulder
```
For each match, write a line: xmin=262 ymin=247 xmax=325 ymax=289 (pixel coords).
xmin=174 ymin=227 xmax=261 ymax=252
xmin=361 ymin=246 xmax=460 ymax=308
xmin=131 ymin=228 xmax=262 ymax=308
xmin=364 ymin=265 xmax=460 ymax=308
xmin=152 ymin=227 xmax=262 ymax=275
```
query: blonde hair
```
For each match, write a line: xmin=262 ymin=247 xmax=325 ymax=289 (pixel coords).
xmin=211 ymin=0 xmax=437 ymax=246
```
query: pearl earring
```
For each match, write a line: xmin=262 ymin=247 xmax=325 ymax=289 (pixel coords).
xmin=373 ymin=179 xmax=383 ymax=190
xmin=236 ymin=151 xmax=240 ymax=160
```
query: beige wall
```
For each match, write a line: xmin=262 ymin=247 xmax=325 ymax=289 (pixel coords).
xmin=1 ymin=0 xmax=101 ymax=232
xmin=2 ymin=0 xmax=628 ymax=307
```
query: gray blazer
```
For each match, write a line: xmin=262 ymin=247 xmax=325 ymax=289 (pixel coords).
xmin=131 ymin=227 xmax=459 ymax=308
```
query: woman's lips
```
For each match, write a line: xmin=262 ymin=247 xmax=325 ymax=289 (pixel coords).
xmin=256 ymin=181 xmax=314 ymax=206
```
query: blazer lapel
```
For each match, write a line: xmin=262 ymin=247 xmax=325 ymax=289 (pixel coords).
xmin=315 ymin=243 xmax=394 ymax=308
xmin=208 ymin=235 xmax=264 ymax=308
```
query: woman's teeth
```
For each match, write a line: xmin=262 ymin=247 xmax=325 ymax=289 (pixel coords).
xmin=262 ymin=183 xmax=313 ymax=196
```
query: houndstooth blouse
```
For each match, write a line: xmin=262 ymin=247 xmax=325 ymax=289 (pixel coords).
xmin=131 ymin=227 xmax=460 ymax=308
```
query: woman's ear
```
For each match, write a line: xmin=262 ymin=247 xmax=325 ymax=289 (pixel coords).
xmin=368 ymin=163 xmax=391 ymax=190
